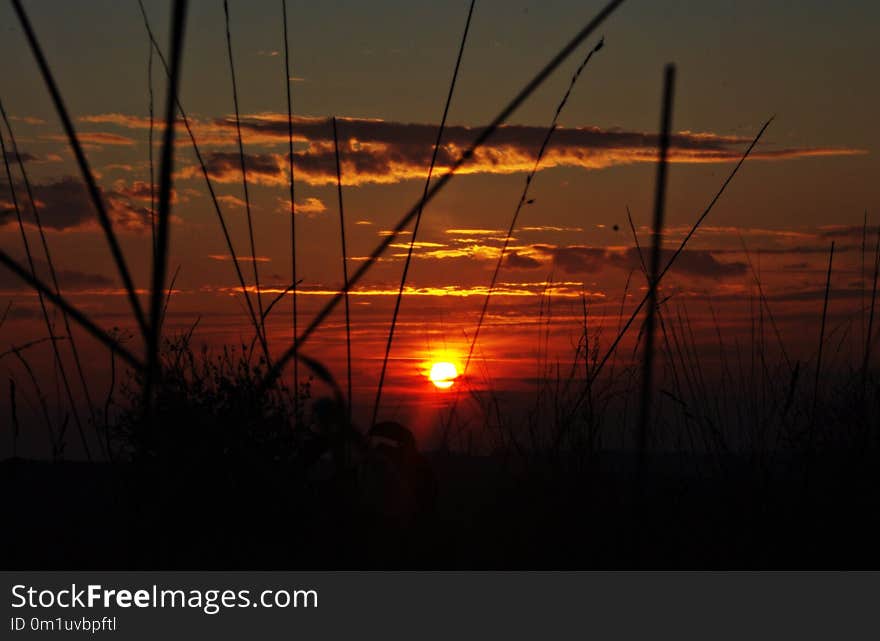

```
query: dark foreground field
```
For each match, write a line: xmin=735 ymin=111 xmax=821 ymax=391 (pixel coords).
xmin=4 ymin=445 xmax=879 ymax=569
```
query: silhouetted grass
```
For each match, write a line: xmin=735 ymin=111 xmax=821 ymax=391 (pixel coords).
xmin=11 ymin=0 xmax=148 ymax=339
xmin=373 ymin=0 xmax=476 ymax=427
xmin=4 ymin=0 xmax=880 ymax=570
xmin=2 ymin=100 xmax=101 ymax=450
xmin=223 ymin=0 xmax=265 ymax=339
xmin=281 ymin=0 xmax=300 ymax=416
xmin=331 ymin=117 xmax=353 ymax=423
xmin=565 ymin=116 xmax=775 ymax=424
xmin=146 ymin=18 xmax=156 ymax=259
xmin=812 ymin=241 xmax=835 ymax=429
xmin=11 ymin=345 xmax=58 ymax=459
xmin=264 ymin=0 xmax=627 ymax=388
xmin=146 ymin=0 xmax=188 ymax=419
xmin=1 ymin=101 xmax=92 ymax=459
xmin=636 ymin=64 xmax=675 ymax=492
xmin=464 ymin=36 xmax=606 ymax=383
xmin=111 ymin=336 xmax=298 ymax=464
xmin=0 ymin=250 xmax=143 ymax=371
xmin=438 ymin=35 xmax=608 ymax=442
xmin=863 ymin=223 xmax=880 ymax=392
xmin=137 ymin=0 xmax=270 ymax=363
xmin=9 ymin=378 xmax=19 ymax=458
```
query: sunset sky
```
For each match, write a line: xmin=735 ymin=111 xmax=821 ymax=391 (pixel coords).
xmin=1 ymin=0 xmax=878 ymax=439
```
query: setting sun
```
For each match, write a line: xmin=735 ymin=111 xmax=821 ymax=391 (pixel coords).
xmin=429 ymin=362 xmax=459 ymax=389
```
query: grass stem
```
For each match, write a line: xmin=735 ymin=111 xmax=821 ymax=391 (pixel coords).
xmin=332 ymin=117 xmax=353 ymax=422
xmin=636 ymin=64 xmax=675 ymax=490
xmin=372 ymin=0 xmax=476 ymax=427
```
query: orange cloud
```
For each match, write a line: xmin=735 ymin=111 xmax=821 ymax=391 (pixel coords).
xmin=81 ymin=113 xmax=866 ymax=187
xmin=216 ymin=194 xmax=247 ymax=209
xmin=42 ymin=132 xmax=136 ymax=147
xmin=293 ymin=197 xmax=327 ymax=215
xmin=213 ymin=282 xmax=600 ymax=299
xmin=208 ymin=254 xmax=271 ymax=263
xmin=10 ymin=115 xmax=47 ymax=125
xmin=111 ymin=180 xmax=196 ymax=206
xmin=1 ymin=176 xmax=150 ymax=232
xmin=273 ymin=196 xmax=328 ymax=216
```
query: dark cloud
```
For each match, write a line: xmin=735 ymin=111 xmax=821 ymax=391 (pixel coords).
xmin=2 ymin=150 xmax=62 ymax=164
xmin=505 ymin=251 xmax=543 ymax=269
xmin=0 ymin=176 xmax=150 ymax=231
xmin=540 ymin=245 xmax=607 ymax=274
xmin=817 ymin=225 xmax=880 ymax=239
xmin=624 ymin=247 xmax=747 ymax=279
xmin=224 ymin=116 xmax=865 ymax=186
xmin=750 ymin=287 xmax=864 ymax=304
xmin=83 ymin=113 xmax=865 ymax=187
xmin=41 ymin=132 xmax=135 ymax=147
xmin=2 ymin=305 xmax=42 ymax=320
xmin=112 ymin=179 xmax=193 ymax=205
xmin=4 ymin=150 xmax=37 ymax=163
xmin=712 ymin=245 xmax=858 ymax=256
xmin=0 ymin=256 xmax=113 ymax=291
xmin=179 ymin=152 xmax=285 ymax=186
xmin=526 ymin=245 xmax=746 ymax=279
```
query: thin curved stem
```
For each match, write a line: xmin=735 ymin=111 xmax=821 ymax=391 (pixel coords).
xmin=371 ymin=0 xmax=476 ymax=427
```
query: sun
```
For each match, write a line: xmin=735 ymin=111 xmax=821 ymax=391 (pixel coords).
xmin=429 ymin=361 xmax=458 ymax=389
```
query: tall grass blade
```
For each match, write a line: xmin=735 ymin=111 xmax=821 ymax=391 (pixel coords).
xmin=566 ymin=116 xmax=775 ymax=420
xmin=263 ymin=0 xmax=627 ymax=388
xmin=0 ymin=301 xmax=11 ymax=330
xmin=13 ymin=347 xmax=57 ymax=458
xmin=636 ymin=64 xmax=675 ymax=485
xmin=223 ymin=0 xmax=265 ymax=338
xmin=332 ymin=117 xmax=353 ymax=421
xmin=812 ymin=241 xmax=835 ymax=426
xmin=372 ymin=0 xmax=476 ymax=427
xmin=147 ymin=0 xmax=189 ymax=407
xmin=463 ymin=36 xmax=605 ymax=380
xmin=11 ymin=0 xmax=148 ymax=339
xmin=862 ymin=221 xmax=880 ymax=392
xmin=445 ymin=35 xmax=605 ymax=430
xmin=1 ymin=116 xmax=91 ymax=459
xmin=1 ymin=99 xmax=98 ymax=425
xmin=281 ymin=0 xmax=300 ymax=415
xmin=738 ymin=233 xmax=793 ymax=373
xmin=0 ymin=249 xmax=144 ymax=371
xmin=136 ymin=0 xmax=270 ymax=364
xmin=9 ymin=378 xmax=19 ymax=458
xmin=861 ymin=210 xmax=867 ymax=350
xmin=147 ymin=23 xmax=157 ymax=260
xmin=160 ymin=264 xmax=182 ymax=329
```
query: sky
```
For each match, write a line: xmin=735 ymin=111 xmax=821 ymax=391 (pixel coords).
xmin=1 ymin=0 xmax=878 ymax=448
